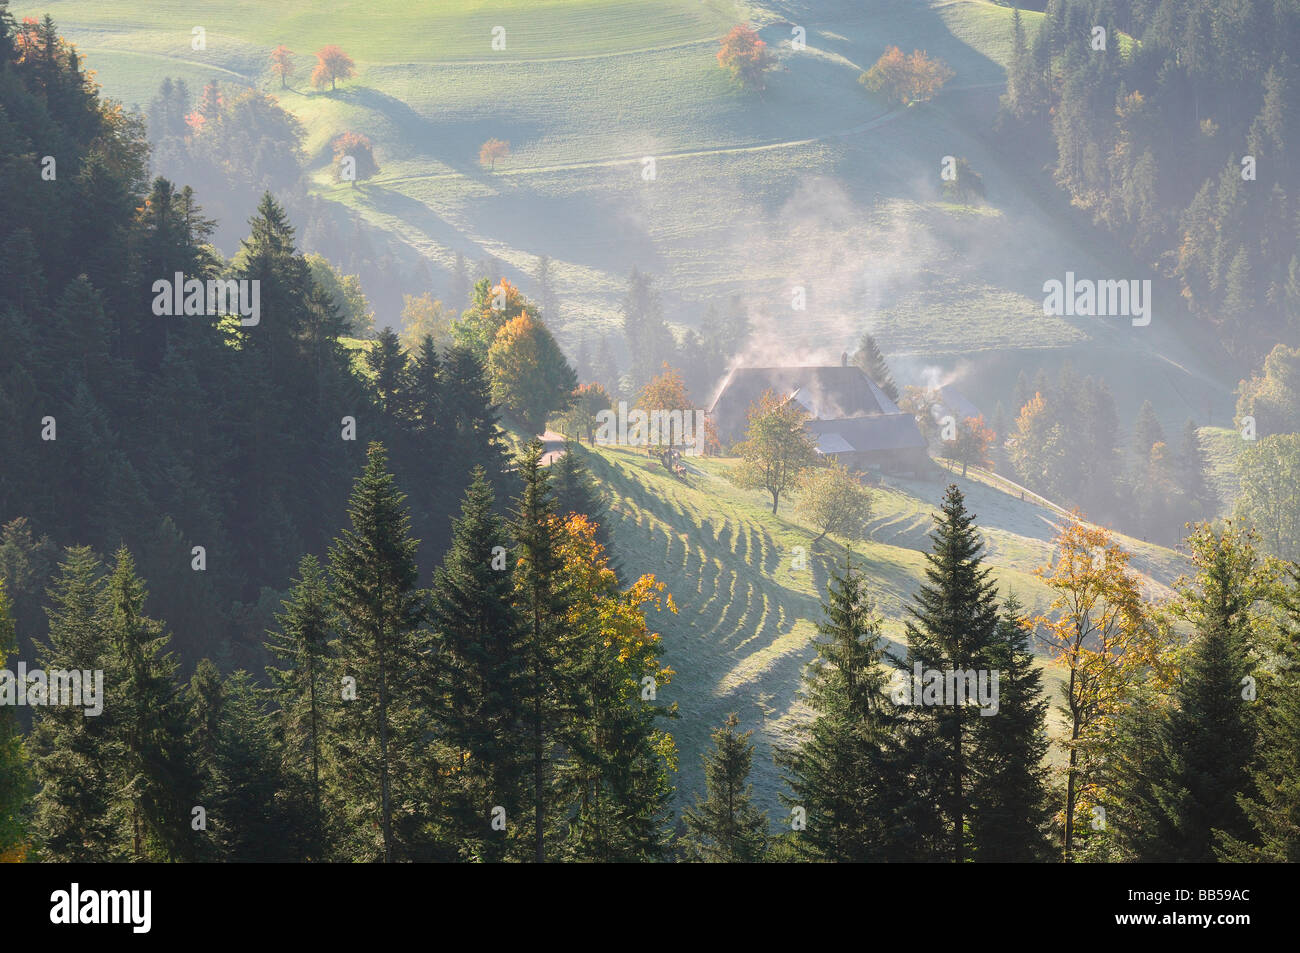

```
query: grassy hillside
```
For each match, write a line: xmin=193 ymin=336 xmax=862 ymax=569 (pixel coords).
xmin=30 ymin=0 xmax=1238 ymax=438
xmin=582 ymin=443 xmax=1185 ymax=810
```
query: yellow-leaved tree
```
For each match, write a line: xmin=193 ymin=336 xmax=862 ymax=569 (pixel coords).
xmin=553 ymin=513 xmax=678 ymax=859
xmin=1031 ymin=516 xmax=1173 ymax=861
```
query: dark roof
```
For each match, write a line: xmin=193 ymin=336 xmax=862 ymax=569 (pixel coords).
xmin=806 ymin=415 xmax=927 ymax=453
xmin=707 ymin=365 xmax=900 ymax=441
xmin=938 ymin=386 xmax=981 ymax=422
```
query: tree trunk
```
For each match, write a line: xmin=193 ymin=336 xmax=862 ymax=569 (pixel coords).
xmin=533 ymin=603 xmax=544 ymax=863
xmin=1063 ymin=668 xmax=1080 ymax=862
xmin=376 ymin=581 xmax=394 ymax=863
xmin=308 ymin=654 xmax=321 ymax=854
xmin=954 ymin=718 xmax=964 ymax=863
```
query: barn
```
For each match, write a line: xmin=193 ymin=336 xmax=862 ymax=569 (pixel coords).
xmin=706 ymin=360 xmax=930 ymax=474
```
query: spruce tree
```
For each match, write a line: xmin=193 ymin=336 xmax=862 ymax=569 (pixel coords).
xmin=0 ymin=581 xmax=27 ymax=857
xmin=1117 ymin=525 xmax=1263 ymax=861
xmin=1223 ymin=564 xmax=1300 ymax=861
xmin=853 ymin=331 xmax=900 ymax=402
xmin=509 ymin=440 xmax=578 ymax=861
xmin=327 ymin=442 xmax=430 ymax=863
xmin=365 ymin=327 xmax=411 ymax=421
xmin=444 ymin=345 xmax=511 ymax=497
xmin=265 ymin=554 xmax=332 ymax=859
xmin=969 ymin=594 xmax=1052 ymax=861
xmin=1177 ymin=419 xmax=1215 ymax=518
xmin=900 ymin=484 xmax=1001 ymax=863
xmin=206 ymin=670 xmax=288 ymax=861
xmin=1132 ymin=399 xmax=1165 ymax=460
xmin=1148 ymin=526 xmax=1260 ymax=861
xmin=1106 ymin=679 xmax=1173 ymax=861
xmin=682 ymin=713 xmax=768 ymax=862
xmin=29 ymin=546 xmax=115 ymax=861
xmin=185 ymin=658 xmax=223 ymax=862
xmin=778 ymin=555 xmax=908 ymax=861
xmin=428 ymin=468 xmax=527 ymax=861
xmin=102 ymin=547 xmax=196 ymax=861
xmin=550 ymin=442 xmax=612 ymax=553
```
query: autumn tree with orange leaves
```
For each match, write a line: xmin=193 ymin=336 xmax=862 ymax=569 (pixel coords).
xmin=509 ymin=443 xmax=676 ymax=860
xmin=332 ymin=131 xmax=379 ymax=186
xmin=943 ymin=414 xmax=996 ymax=477
xmin=479 ymin=137 xmax=510 ymax=170
xmin=454 ymin=276 xmax=537 ymax=359
xmin=859 ymin=46 xmax=953 ymax=106
xmin=1030 ymin=517 xmax=1170 ymax=861
xmin=311 ymin=45 xmax=355 ymax=91
xmin=637 ymin=365 xmax=695 ymax=455
xmin=486 ymin=311 xmax=577 ymax=434
xmin=269 ymin=45 xmax=295 ymax=88
xmin=717 ymin=24 xmax=776 ymax=91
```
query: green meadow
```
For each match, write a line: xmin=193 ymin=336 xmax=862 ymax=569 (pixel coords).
xmin=581 ymin=442 xmax=1183 ymax=806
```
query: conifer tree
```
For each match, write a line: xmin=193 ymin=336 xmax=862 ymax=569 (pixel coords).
xmin=682 ymin=713 xmax=768 ymax=862
xmin=29 ymin=547 xmax=115 ymax=861
xmin=265 ymin=554 xmax=332 ymax=858
xmin=550 ymin=442 xmax=612 ymax=552
xmin=510 ymin=440 xmax=578 ymax=861
xmin=366 ymin=327 xmax=411 ymax=421
xmin=1223 ymin=564 xmax=1300 ymax=861
xmin=206 ymin=670 xmax=287 ymax=861
xmin=0 ymin=581 xmax=27 ymax=857
xmin=1105 ymin=679 xmax=1171 ymax=861
xmin=969 ymin=594 xmax=1052 ymax=861
xmin=853 ymin=331 xmax=900 ymax=402
xmin=900 ymin=485 xmax=1001 ymax=863
xmin=408 ymin=335 xmax=446 ymax=444
xmin=102 ymin=547 xmax=195 ymax=862
xmin=443 ymin=345 xmax=512 ymax=498
xmin=185 ymin=658 xmax=223 ymax=862
xmin=1132 ymin=399 xmax=1165 ymax=460
xmin=327 ymin=442 xmax=429 ymax=863
xmin=778 ymin=555 xmax=908 ymax=861
xmin=1145 ymin=525 xmax=1262 ymax=861
xmin=1177 ymin=419 xmax=1216 ymax=518
xmin=428 ymin=468 xmax=528 ymax=861
xmin=555 ymin=515 xmax=676 ymax=861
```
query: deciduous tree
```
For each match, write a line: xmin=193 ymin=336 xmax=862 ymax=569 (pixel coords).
xmin=796 ymin=461 xmax=873 ymax=545
xmin=732 ymin=390 xmax=819 ymax=514
xmin=716 ymin=25 xmax=775 ymax=91
xmin=311 ymin=45 xmax=355 ymax=91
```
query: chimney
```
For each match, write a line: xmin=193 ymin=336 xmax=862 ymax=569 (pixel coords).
xmin=840 ymin=351 xmax=848 ymax=367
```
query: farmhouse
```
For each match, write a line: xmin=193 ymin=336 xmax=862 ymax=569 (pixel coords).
xmin=707 ymin=359 xmax=930 ymax=474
